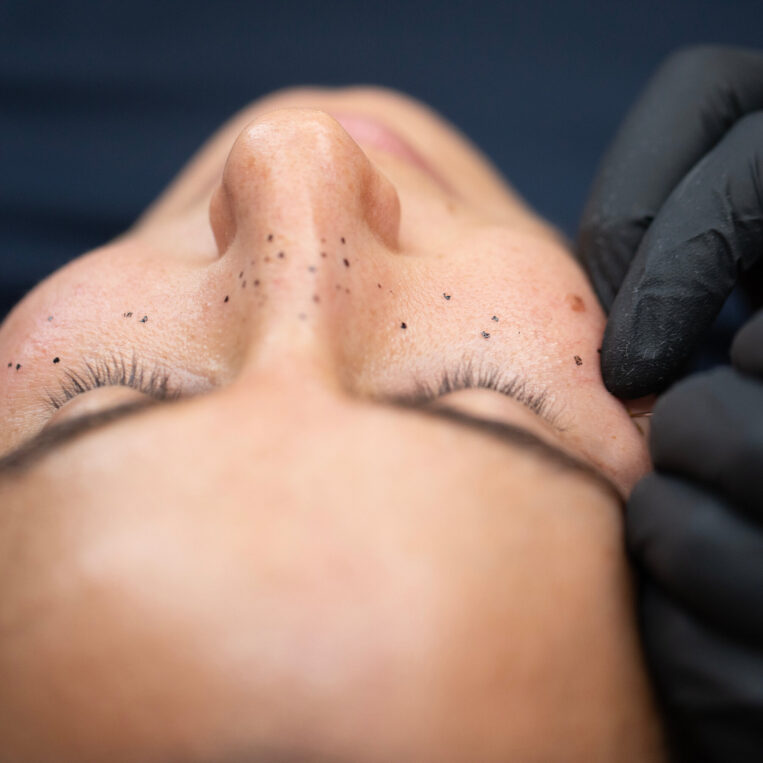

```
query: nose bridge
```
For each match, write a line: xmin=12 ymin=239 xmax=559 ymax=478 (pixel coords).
xmin=211 ymin=108 xmax=400 ymax=254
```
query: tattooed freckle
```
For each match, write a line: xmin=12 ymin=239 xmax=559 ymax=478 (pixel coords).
xmin=481 ymin=331 xmax=490 ymax=339
xmin=224 ymin=296 xmax=229 ymax=303
xmin=7 ymin=363 xmax=11 ymax=368
xmin=343 ymin=258 xmax=350 ymax=267
xmin=47 ymin=316 xmax=54 ymax=322
xmin=574 ymin=355 xmax=583 ymax=366
xmin=308 ymin=266 xmax=317 ymax=273
xmin=123 ymin=312 xmax=133 ymax=318
xmin=267 ymin=234 xmax=273 ymax=242
xmin=400 ymin=322 xmax=407 ymax=329
xmin=443 ymin=293 xmax=451 ymax=300
xmin=16 ymin=364 xmax=21 ymax=370
xmin=140 ymin=316 xmax=148 ymax=323
xmin=492 ymin=315 xmax=499 ymax=322
xmin=53 ymin=357 xmax=60 ymax=364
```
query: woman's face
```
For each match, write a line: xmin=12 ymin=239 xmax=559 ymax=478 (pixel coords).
xmin=0 ymin=88 xmax=662 ymax=761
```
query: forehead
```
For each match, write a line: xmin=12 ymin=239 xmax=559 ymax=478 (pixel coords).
xmin=0 ymin=387 xmax=644 ymax=760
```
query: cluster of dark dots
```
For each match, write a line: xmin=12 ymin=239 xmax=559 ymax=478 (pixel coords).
xmin=140 ymin=316 xmax=148 ymax=323
xmin=443 ymin=293 xmax=451 ymax=300
xmin=481 ymin=331 xmax=490 ymax=339
xmin=53 ymin=357 xmax=60 ymax=364
xmin=492 ymin=315 xmax=499 ymax=322
xmin=574 ymin=355 xmax=583 ymax=366
xmin=123 ymin=312 xmax=133 ymax=318
xmin=7 ymin=362 xmax=21 ymax=370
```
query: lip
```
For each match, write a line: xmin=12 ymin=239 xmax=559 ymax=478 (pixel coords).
xmin=330 ymin=112 xmax=453 ymax=194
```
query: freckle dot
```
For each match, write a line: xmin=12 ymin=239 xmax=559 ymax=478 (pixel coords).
xmin=341 ymin=237 xmax=346 ymax=244
xmin=242 ymin=280 xmax=247 ymax=288
xmin=7 ymin=363 xmax=11 ymax=368
xmin=239 ymin=271 xmax=243 ymax=278
xmin=574 ymin=355 xmax=583 ymax=366
xmin=265 ymin=256 xmax=271 ymax=263
xmin=400 ymin=322 xmax=407 ymax=329
xmin=298 ymin=313 xmax=307 ymax=320
xmin=597 ymin=348 xmax=602 ymax=354
xmin=53 ymin=357 xmax=60 ymax=364
xmin=278 ymin=251 xmax=285 ymax=259
xmin=313 ymin=294 xmax=320 ymax=303
xmin=267 ymin=234 xmax=273 ymax=242
xmin=321 ymin=237 xmax=326 ymax=243
xmin=224 ymin=296 xmax=229 ymax=303
xmin=345 ymin=288 xmax=350 ymax=294
xmin=254 ymin=279 xmax=260 ymax=287
xmin=320 ymin=251 xmax=327 ymax=258
xmin=343 ymin=258 xmax=350 ymax=267
xmin=377 ymin=283 xmax=382 ymax=289
xmin=481 ymin=331 xmax=490 ymax=339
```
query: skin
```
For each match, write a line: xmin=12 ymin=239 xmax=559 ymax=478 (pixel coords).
xmin=0 ymin=87 xmax=664 ymax=761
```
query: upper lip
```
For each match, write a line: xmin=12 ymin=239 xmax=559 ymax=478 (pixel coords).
xmin=329 ymin=111 xmax=454 ymax=194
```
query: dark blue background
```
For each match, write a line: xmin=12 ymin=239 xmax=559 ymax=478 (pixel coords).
xmin=2 ymin=0 xmax=762 ymax=321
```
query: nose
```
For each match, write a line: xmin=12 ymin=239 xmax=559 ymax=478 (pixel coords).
xmin=208 ymin=108 xmax=401 ymax=381
xmin=210 ymin=108 xmax=400 ymax=254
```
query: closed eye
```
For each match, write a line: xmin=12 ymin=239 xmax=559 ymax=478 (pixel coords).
xmin=43 ymin=352 xmax=180 ymax=412
xmin=388 ymin=354 xmax=565 ymax=431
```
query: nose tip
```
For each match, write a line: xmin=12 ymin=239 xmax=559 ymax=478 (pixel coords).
xmin=209 ymin=108 xmax=401 ymax=254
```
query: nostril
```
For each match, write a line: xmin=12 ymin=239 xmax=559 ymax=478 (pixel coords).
xmin=209 ymin=183 xmax=236 ymax=256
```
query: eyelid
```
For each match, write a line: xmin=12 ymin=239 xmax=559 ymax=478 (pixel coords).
xmin=43 ymin=352 xmax=179 ymax=412
xmin=396 ymin=356 xmax=564 ymax=431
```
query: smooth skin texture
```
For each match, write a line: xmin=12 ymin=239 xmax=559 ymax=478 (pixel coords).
xmin=0 ymin=87 xmax=663 ymax=761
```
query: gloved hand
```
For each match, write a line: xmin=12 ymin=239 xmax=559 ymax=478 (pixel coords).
xmin=577 ymin=45 xmax=763 ymax=398
xmin=626 ymin=310 xmax=763 ymax=763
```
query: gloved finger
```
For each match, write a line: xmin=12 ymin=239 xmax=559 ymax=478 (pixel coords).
xmin=577 ymin=45 xmax=763 ymax=311
xmin=640 ymin=582 xmax=763 ymax=763
xmin=627 ymin=473 xmax=763 ymax=642
xmin=648 ymin=367 xmax=763 ymax=516
xmin=601 ymin=112 xmax=763 ymax=398
xmin=731 ymin=308 xmax=763 ymax=376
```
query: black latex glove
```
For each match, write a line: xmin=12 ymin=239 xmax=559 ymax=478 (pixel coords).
xmin=577 ymin=45 xmax=763 ymax=398
xmin=626 ymin=310 xmax=763 ymax=762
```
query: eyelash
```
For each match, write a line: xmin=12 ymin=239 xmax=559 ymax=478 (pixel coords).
xmin=44 ymin=353 xmax=179 ymax=411
xmin=400 ymin=356 xmax=562 ymax=428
